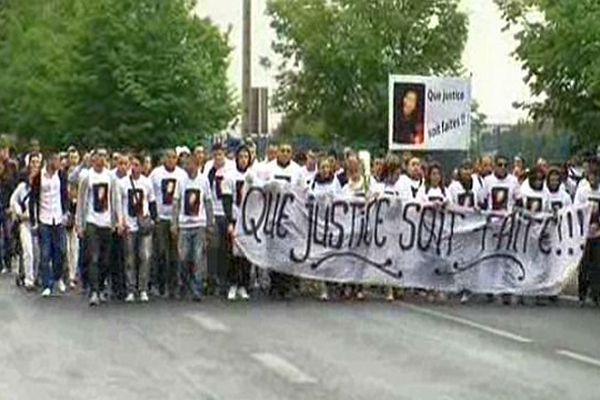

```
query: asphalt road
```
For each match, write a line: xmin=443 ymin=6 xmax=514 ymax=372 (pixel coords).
xmin=1 ymin=276 xmax=599 ymax=400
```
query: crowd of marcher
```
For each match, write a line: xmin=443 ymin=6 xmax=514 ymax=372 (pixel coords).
xmin=0 ymin=138 xmax=599 ymax=307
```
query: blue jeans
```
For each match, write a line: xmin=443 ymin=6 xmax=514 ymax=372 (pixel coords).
xmin=39 ymin=224 xmax=66 ymax=290
xmin=177 ymin=227 xmax=206 ymax=298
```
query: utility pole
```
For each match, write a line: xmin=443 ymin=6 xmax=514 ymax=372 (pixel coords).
xmin=241 ymin=0 xmax=251 ymax=137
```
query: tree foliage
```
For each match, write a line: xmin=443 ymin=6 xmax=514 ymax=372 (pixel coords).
xmin=267 ymin=0 xmax=469 ymax=148
xmin=0 ymin=0 xmax=235 ymax=150
xmin=495 ymin=0 xmax=600 ymax=150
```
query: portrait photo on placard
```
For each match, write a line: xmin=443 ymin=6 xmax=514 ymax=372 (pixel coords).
xmin=392 ymin=82 xmax=425 ymax=145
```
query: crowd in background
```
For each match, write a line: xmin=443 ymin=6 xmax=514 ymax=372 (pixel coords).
xmin=0 ymin=137 xmax=599 ymax=307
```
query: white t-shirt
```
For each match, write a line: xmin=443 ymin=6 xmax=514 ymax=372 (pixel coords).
xmin=519 ymin=179 xmax=547 ymax=213
xmin=415 ymin=185 xmax=448 ymax=205
xmin=309 ymin=177 xmax=342 ymax=197
xmin=342 ymin=176 xmax=380 ymax=198
xmin=174 ymin=172 xmax=212 ymax=228
xmin=448 ymin=179 xmax=479 ymax=209
xmin=479 ymin=173 xmax=521 ymax=212
xmin=84 ymin=168 xmax=114 ymax=228
xmin=149 ymin=165 xmax=187 ymax=220
xmin=545 ymin=186 xmax=572 ymax=212
xmin=395 ymin=174 xmax=423 ymax=201
xmin=117 ymin=174 xmax=155 ymax=232
xmin=264 ymin=160 xmax=305 ymax=187
xmin=223 ymin=167 xmax=250 ymax=222
xmin=205 ymin=163 xmax=233 ymax=217
xmin=301 ymin=165 xmax=317 ymax=187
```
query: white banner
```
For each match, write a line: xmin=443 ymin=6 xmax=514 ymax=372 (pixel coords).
xmin=388 ymin=74 xmax=471 ymax=151
xmin=235 ymin=183 xmax=590 ymax=295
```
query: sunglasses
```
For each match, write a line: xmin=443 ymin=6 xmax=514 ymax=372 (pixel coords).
xmin=280 ymin=148 xmax=292 ymax=153
xmin=497 ymin=162 xmax=507 ymax=168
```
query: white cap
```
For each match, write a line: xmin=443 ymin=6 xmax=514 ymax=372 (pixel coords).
xmin=176 ymin=146 xmax=191 ymax=157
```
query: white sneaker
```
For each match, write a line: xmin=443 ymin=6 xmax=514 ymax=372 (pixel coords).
xmin=356 ymin=291 xmax=365 ymax=301
xmin=41 ymin=288 xmax=51 ymax=297
xmin=57 ymin=280 xmax=66 ymax=294
xmin=227 ymin=286 xmax=237 ymax=301
xmin=386 ymin=288 xmax=395 ymax=302
xmin=320 ymin=290 xmax=329 ymax=302
xmin=460 ymin=293 xmax=470 ymax=304
xmin=1 ymin=267 xmax=9 ymax=275
xmin=139 ymin=291 xmax=149 ymax=303
xmin=89 ymin=292 xmax=100 ymax=306
xmin=237 ymin=286 xmax=250 ymax=300
xmin=99 ymin=292 xmax=108 ymax=303
xmin=125 ymin=293 xmax=135 ymax=303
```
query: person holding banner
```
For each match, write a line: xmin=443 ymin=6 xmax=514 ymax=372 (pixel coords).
xmin=416 ymin=162 xmax=449 ymax=303
xmin=222 ymin=146 xmax=253 ymax=301
xmin=448 ymin=159 xmax=481 ymax=304
xmin=575 ymin=161 xmax=600 ymax=306
xmin=397 ymin=157 xmax=424 ymax=201
xmin=545 ymin=167 xmax=572 ymax=212
xmin=309 ymin=157 xmax=343 ymax=301
xmin=263 ymin=142 xmax=304 ymax=299
xmin=449 ymin=160 xmax=481 ymax=210
xmin=520 ymin=166 xmax=548 ymax=214
xmin=478 ymin=155 xmax=521 ymax=305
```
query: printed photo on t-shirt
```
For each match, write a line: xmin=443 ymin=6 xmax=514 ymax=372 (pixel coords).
xmin=215 ymin=175 xmax=224 ymax=199
xmin=274 ymin=175 xmax=292 ymax=183
xmin=551 ymin=201 xmax=564 ymax=212
xmin=235 ymin=180 xmax=245 ymax=206
xmin=161 ymin=178 xmax=176 ymax=205
xmin=491 ymin=187 xmax=509 ymax=211
xmin=525 ymin=197 xmax=543 ymax=212
xmin=184 ymin=189 xmax=201 ymax=216
xmin=128 ymin=188 xmax=144 ymax=217
xmin=92 ymin=183 xmax=109 ymax=213
xmin=458 ymin=192 xmax=474 ymax=208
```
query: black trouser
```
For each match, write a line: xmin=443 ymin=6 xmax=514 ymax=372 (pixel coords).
xmin=270 ymin=271 xmax=297 ymax=297
xmin=155 ymin=220 xmax=179 ymax=296
xmin=207 ymin=216 xmax=229 ymax=294
xmin=579 ymin=237 xmax=600 ymax=301
xmin=109 ymin=231 xmax=126 ymax=299
xmin=85 ymin=223 xmax=112 ymax=294
xmin=229 ymin=256 xmax=251 ymax=288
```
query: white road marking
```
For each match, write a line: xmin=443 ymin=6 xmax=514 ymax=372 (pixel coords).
xmin=185 ymin=313 xmax=230 ymax=333
xmin=556 ymin=350 xmax=600 ymax=368
xmin=252 ymin=352 xmax=317 ymax=384
xmin=401 ymin=303 xmax=533 ymax=344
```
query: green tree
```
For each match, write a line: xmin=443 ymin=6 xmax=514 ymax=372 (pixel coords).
xmin=495 ymin=0 xmax=600 ymax=150
xmin=0 ymin=0 xmax=235 ymax=150
xmin=267 ymin=0 xmax=468 ymax=148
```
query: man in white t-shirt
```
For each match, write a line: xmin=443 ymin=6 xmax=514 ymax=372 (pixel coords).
xmin=149 ymin=149 xmax=187 ymax=297
xmin=262 ymin=142 xmax=304 ymax=299
xmin=479 ymin=155 xmax=521 ymax=214
xmin=172 ymin=156 xmax=214 ymax=301
xmin=76 ymin=148 xmax=121 ymax=306
xmin=118 ymin=154 xmax=157 ymax=303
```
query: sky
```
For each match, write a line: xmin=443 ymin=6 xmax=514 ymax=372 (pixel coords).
xmin=195 ymin=0 xmax=531 ymax=125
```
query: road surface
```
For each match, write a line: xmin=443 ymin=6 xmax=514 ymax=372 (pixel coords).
xmin=0 ymin=277 xmax=599 ymax=400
